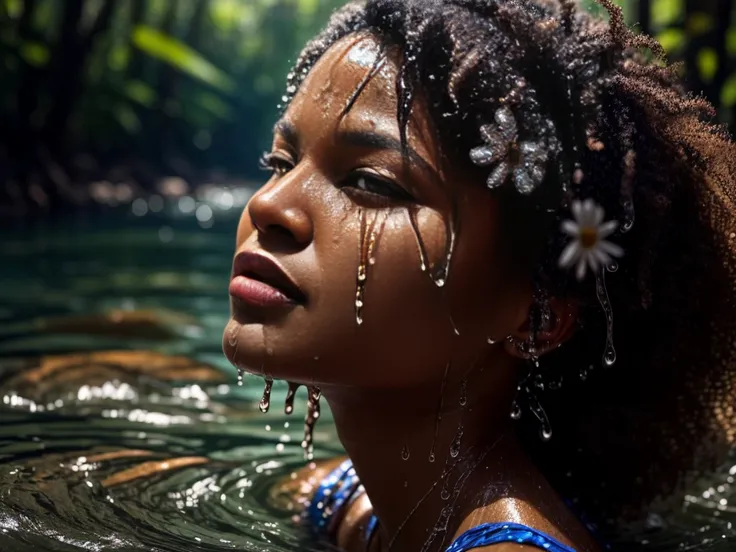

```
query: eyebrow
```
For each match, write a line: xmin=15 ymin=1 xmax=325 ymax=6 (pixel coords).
xmin=273 ymin=120 xmax=437 ymax=179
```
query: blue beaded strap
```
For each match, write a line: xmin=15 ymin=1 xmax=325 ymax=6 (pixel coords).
xmin=445 ymin=522 xmax=577 ymax=552
xmin=306 ymin=459 xmax=363 ymax=535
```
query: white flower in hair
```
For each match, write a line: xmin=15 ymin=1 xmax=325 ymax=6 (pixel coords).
xmin=559 ymin=199 xmax=624 ymax=281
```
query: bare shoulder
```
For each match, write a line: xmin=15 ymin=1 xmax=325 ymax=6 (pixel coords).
xmin=450 ymin=497 xmax=599 ymax=552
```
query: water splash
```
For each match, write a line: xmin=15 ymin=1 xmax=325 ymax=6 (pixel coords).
xmin=595 ymin=269 xmax=616 ymax=367
xmin=401 ymin=445 xmax=410 ymax=461
xmin=428 ymin=363 xmax=450 ymax=463
xmin=259 ymin=378 xmax=273 ymax=414
xmin=284 ymin=382 xmax=299 ymax=415
xmin=302 ymin=386 xmax=322 ymax=460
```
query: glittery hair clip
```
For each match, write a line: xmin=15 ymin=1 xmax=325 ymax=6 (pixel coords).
xmin=469 ymin=106 xmax=547 ymax=195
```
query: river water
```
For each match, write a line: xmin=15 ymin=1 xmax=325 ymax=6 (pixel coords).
xmin=0 ymin=190 xmax=734 ymax=551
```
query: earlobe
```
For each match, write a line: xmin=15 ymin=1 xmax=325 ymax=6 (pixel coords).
xmin=504 ymin=298 xmax=579 ymax=359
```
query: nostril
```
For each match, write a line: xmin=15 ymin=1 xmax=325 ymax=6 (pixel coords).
xmin=267 ymin=225 xmax=294 ymax=239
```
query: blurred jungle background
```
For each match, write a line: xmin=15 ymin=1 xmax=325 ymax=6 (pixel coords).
xmin=0 ymin=0 xmax=734 ymax=217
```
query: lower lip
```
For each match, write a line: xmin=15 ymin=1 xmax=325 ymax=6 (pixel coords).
xmin=229 ymin=276 xmax=296 ymax=308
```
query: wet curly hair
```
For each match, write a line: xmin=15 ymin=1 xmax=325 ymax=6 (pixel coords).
xmin=283 ymin=0 xmax=736 ymax=534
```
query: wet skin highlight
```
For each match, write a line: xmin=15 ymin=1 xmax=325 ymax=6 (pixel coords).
xmin=223 ymin=34 xmax=598 ymax=552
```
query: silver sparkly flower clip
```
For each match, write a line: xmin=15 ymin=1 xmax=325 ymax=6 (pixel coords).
xmin=469 ymin=106 xmax=548 ymax=195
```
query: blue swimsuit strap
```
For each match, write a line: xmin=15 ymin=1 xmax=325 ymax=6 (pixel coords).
xmin=306 ymin=459 xmax=365 ymax=535
xmin=307 ymin=461 xmax=577 ymax=552
xmin=445 ymin=522 xmax=577 ymax=552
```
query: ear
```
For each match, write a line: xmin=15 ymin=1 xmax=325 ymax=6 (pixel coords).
xmin=504 ymin=297 xmax=578 ymax=359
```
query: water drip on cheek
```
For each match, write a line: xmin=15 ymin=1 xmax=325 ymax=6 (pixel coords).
xmin=259 ymin=378 xmax=273 ymax=413
xmin=405 ymin=205 xmax=458 ymax=290
xmin=354 ymin=210 xmax=383 ymax=326
xmin=459 ymin=378 xmax=467 ymax=406
xmin=284 ymin=382 xmax=300 ymax=415
xmin=401 ymin=445 xmax=410 ymax=461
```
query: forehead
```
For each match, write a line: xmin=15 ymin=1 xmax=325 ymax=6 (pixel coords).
xmin=283 ymin=34 xmax=440 ymax=166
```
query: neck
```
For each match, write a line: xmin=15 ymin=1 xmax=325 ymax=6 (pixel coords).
xmin=322 ymin=353 xmax=526 ymax=551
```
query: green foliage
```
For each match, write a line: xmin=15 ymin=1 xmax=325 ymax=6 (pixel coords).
xmin=0 ymin=0 xmax=733 ymax=183
xmin=131 ymin=25 xmax=234 ymax=92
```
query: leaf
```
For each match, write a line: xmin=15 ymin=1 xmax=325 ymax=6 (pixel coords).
xmin=651 ymin=0 xmax=683 ymax=28
xmin=131 ymin=25 xmax=234 ymax=93
xmin=696 ymin=48 xmax=718 ymax=83
xmin=727 ymin=29 xmax=736 ymax=57
xmin=113 ymin=103 xmax=141 ymax=134
xmin=721 ymin=74 xmax=736 ymax=107
xmin=686 ymin=13 xmax=713 ymax=37
xmin=19 ymin=41 xmax=49 ymax=67
xmin=124 ymin=80 xmax=156 ymax=107
xmin=656 ymin=28 xmax=685 ymax=54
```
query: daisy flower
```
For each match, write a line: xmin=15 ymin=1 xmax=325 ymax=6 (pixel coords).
xmin=558 ymin=199 xmax=624 ymax=281
xmin=469 ymin=106 xmax=547 ymax=195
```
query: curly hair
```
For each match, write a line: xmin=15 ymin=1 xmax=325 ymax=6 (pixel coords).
xmin=282 ymin=0 xmax=736 ymax=534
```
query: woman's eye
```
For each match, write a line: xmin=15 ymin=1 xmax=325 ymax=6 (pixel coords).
xmin=343 ymin=173 xmax=413 ymax=202
xmin=259 ymin=153 xmax=294 ymax=177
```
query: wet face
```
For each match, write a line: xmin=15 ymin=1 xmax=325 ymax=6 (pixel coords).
xmin=223 ymin=35 xmax=532 ymax=391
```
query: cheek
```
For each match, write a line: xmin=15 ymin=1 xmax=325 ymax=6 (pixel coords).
xmin=236 ymin=203 xmax=255 ymax=246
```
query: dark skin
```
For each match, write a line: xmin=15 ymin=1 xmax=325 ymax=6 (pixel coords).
xmin=223 ymin=34 xmax=600 ymax=552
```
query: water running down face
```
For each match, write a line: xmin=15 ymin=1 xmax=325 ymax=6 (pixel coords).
xmin=223 ymin=34 xmax=562 ymax=395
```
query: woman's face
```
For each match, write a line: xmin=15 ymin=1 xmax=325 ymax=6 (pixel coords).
xmin=223 ymin=34 xmax=532 ymax=391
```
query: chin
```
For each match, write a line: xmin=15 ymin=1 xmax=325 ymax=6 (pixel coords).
xmin=221 ymin=318 xmax=324 ymax=385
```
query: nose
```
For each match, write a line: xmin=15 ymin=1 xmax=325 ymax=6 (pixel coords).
xmin=246 ymin=171 xmax=314 ymax=249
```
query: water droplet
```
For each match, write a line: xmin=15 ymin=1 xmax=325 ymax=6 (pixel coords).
xmin=440 ymin=488 xmax=450 ymax=500
xmin=284 ymin=382 xmax=299 ymax=415
xmin=227 ymin=323 xmax=239 ymax=346
xmin=487 ymin=337 xmax=497 ymax=345
xmin=450 ymin=316 xmax=460 ymax=336
xmin=354 ymin=210 xmax=383 ymax=326
xmin=459 ymin=379 xmax=467 ymax=406
xmin=259 ymin=378 xmax=273 ymax=413
xmin=302 ymin=386 xmax=322 ymax=460
xmin=237 ymin=368 xmax=244 ymax=387
xmin=401 ymin=445 xmax=410 ymax=461
xmin=407 ymin=208 xmax=430 ymax=275
xmin=434 ymin=278 xmax=446 ymax=287
xmin=606 ymin=261 xmax=619 ymax=273
xmin=429 ymin=362 xmax=450 ymax=464
xmin=595 ymin=270 xmax=616 ymax=368
xmin=540 ymin=426 xmax=553 ymax=441
xmin=510 ymin=401 xmax=522 ymax=420
xmin=579 ymin=366 xmax=589 ymax=381
xmin=450 ymin=425 xmax=463 ymax=458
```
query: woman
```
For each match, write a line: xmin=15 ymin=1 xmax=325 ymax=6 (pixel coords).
xmin=223 ymin=0 xmax=736 ymax=550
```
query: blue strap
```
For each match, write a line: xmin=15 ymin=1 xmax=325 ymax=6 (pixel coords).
xmin=306 ymin=459 xmax=362 ymax=534
xmin=445 ymin=522 xmax=577 ymax=552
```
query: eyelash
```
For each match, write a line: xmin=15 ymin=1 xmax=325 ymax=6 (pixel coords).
xmin=259 ymin=152 xmax=414 ymax=205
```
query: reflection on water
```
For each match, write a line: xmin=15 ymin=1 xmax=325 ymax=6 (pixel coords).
xmin=0 ymin=194 xmax=734 ymax=551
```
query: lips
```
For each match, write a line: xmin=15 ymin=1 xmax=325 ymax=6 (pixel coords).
xmin=229 ymin=251 xmax=305 ymax=308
